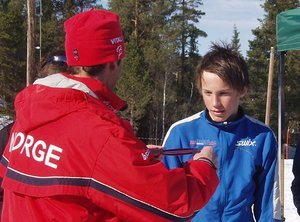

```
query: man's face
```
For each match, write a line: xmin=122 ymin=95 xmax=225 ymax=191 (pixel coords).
xmin=103 ymin=60 xmax=123 ymax=90
xmin=110 ymin=60 xmax=122 ymax=90
xmin=201 ymin=71 xmax=246 ymax=122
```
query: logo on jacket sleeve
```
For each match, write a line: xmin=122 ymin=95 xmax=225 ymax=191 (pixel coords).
xmin=189 ymin=139 xmax=216 ymax=148
xmin=141 ymin=149 xmax=151 ymax=160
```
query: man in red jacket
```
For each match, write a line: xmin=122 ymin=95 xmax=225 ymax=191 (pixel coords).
xmin=0 ymin=9 xmax=218 ymax=221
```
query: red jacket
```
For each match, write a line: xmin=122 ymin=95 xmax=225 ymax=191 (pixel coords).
xmin=0 ymin=73 xmax=218 ymax=222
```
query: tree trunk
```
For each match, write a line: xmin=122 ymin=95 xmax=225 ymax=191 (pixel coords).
xmin=26 ymin=0 xmax=36 ymax=86
xmin=134 ymin=0 xmax=138 ymax=38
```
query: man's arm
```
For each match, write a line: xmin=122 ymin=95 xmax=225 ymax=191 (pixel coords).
xmin=90 ymin=133 xmax=219 ymax=222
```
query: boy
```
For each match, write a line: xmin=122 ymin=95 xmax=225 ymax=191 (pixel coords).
xmin=163 ymin=43 xmax=281 ymax=221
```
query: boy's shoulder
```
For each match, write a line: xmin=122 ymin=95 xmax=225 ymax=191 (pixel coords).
xmin=165 ymin=112 xmax=206 ymax=136
xmin=244 ymin=114 xmax=275 ymax=134
xmin=171 ymin=111 xmax=204 ymax=127
xmin=245 ymin=115 xmax=267 ymax=126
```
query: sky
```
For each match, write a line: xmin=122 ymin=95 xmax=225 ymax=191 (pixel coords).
xmin=198 ymin=0 xmax=265 ymax=57
xmin=100 ymin=0 xmax=265 ymax=57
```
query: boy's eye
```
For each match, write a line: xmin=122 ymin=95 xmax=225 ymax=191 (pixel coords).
xmin=218 ymin=91 xmax=231 ymax=96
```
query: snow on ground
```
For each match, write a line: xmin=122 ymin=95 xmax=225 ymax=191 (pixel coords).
xmin=0 ymin=115 xmax=13 ymax=130
xmin=284 ymin=159 xmax=299 ymax=221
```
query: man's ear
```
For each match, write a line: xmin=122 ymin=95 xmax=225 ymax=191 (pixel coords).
xmin=108 ymin=61 xmax=117 ymax=71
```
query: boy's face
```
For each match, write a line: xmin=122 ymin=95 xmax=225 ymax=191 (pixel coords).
xmin=201 ymin=71 xmax=247 ymax=122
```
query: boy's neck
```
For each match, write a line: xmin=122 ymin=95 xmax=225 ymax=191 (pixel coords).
xmin=206 ymin=106 xmax=244 ymax=123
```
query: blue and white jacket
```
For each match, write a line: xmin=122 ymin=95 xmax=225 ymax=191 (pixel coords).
xmin=162 ymin=109 xmax=282 ymax=222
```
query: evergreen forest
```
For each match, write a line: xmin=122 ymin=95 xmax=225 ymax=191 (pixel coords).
xmin=0 ymin=0 xmax=299 ymax=146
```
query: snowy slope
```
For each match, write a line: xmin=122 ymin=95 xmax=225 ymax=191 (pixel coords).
xmin=0 ymin=115 xmax=12 ymax=130
xmin=284 ymin=159 xmax=299 ymax=221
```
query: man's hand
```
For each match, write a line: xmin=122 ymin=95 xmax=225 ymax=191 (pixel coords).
xmin=146 ymin=144 xmax=163 ymax=160
xmin=193 ymin=146 xmax=218 ymax=169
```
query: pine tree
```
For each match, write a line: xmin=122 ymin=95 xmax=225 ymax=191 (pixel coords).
xmin=109 ymin=0 xmax=153 ymax=139
xmin=231 ymin=24 xmax=242 ymax=56
xmin=40 ymin=0 xmax=101 ymax=60
xmin=109 ymin=0 xmax=207 ymax=142
xmin=116 ymin=33 xmax=152 ymax=134
xmin=0 ymin=0 xmax=26 ymax=116
xmin=171 ymin=0 xmax=206 ymax=119
xmin=246 ymin=0 xmax=300 ymax=139
xmin=0 ymin=0 xmax=103 ymax=117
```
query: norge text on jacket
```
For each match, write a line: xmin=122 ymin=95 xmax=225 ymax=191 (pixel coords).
xmin=8 ymin=132 xmax=63 ymax=169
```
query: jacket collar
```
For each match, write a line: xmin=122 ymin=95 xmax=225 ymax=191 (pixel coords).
xmin=205 ymin=106 xmax=244 ymax=124
xmin=34 ymin=73 xmax=127 ymax=112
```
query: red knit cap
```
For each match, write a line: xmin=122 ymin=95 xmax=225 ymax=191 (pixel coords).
xmin=64 ymin=9 xmax=125 ymax=66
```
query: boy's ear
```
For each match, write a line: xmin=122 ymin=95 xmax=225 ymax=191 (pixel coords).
xmin=240 ymin=87 xmax=248 ymax=97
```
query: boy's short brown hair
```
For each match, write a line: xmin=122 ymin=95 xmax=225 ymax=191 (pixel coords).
xmin=196 ymin=42 xmax=250 ymax=93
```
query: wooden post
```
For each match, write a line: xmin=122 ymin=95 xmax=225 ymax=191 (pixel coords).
xmin=26 ymin=0 xmax=36 ymax=86
xmin=265 ymin=47 xmax=275 ymax=126
xmin=278 ymin=51 xmax=286 ymax=221
xmin=286 ymin=127 xmax=289 ymax=159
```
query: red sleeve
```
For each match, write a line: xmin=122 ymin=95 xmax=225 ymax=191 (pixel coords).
xmin=88 ymin=134 xmax=219 ymax=222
